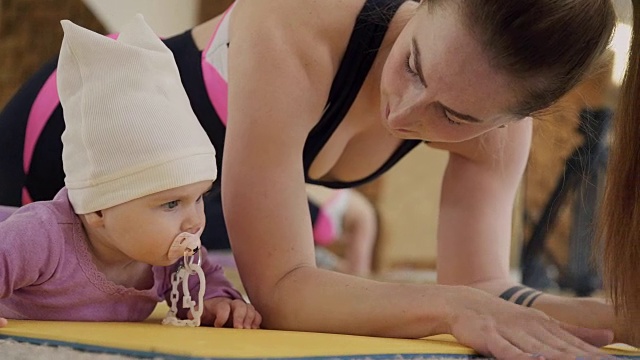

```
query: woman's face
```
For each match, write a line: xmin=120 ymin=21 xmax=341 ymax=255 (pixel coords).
xmin=380 ymin=4 xmax=523 ymax=142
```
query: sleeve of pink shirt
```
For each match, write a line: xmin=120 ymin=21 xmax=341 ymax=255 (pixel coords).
xmin=0 ymin=204 xmax=63 ymax=299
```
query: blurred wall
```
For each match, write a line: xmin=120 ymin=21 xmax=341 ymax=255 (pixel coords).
xmin=82 ymin=0 xmax=199 ymax=37
xmin=0 ymin=0 xmax=105 ymax=108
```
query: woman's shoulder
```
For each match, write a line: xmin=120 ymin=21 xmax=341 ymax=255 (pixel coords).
xmin=230 ymin=0 xmax=367 ymax=49
xmin=233 ymin=0 xmax=366 ymax=28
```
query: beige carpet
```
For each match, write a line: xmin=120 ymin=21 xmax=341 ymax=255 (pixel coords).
xmin=0 ymin=338 xmax=150 ymax=360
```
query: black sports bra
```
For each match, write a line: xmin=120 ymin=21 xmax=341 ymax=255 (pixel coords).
xmin=302 ymin=0 xmax=421 ymax=189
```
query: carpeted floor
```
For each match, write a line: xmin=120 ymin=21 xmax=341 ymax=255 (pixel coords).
xmin=0 ymin=338 xmax=149 ymax=360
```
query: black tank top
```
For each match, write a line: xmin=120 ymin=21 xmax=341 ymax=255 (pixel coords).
xmin=168 ymin=0 xmax=421 ymax=190
xmin=303 ymin=0 xmax=421 ymax=189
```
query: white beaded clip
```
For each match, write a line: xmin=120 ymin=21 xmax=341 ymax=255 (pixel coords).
xmin=163 ymin=231 xmax=207 ymax=327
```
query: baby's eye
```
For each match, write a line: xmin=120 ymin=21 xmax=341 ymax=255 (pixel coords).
xmin=162 ymin=200 xmax=179 ymax=209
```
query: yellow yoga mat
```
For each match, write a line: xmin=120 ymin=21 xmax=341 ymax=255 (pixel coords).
xmin=1 ymin=305 xmax=639 ymax=359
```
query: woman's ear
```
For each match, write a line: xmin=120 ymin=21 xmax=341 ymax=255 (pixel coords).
xmin=82 ymin=210 xmax=104 ymax=229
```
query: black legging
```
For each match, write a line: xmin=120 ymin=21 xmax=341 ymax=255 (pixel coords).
xmin=0 ymin=53 xmax=321 ymax=251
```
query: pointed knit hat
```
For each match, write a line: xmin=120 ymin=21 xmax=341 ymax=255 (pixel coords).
xmin=58 ymin=15 xmax=217 ymax=214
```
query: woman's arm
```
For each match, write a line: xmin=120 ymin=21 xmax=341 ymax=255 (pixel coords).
xmin=433 ymin=119 xmax=531 ymax=286
xmin=432 ymin=119 xmax=618 ymax=335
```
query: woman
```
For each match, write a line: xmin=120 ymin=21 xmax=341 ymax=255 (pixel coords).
xmin=0 ymin=0 xmax=630 ymax=357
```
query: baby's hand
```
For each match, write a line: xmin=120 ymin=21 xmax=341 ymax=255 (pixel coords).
xmin=192 ymin=297 xmax=261 ymax=329
xmin=0 ymin=318 xmax=7 ymax=327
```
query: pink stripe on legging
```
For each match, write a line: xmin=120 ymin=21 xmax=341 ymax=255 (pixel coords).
xmin=201 ymin=4 xmax=234 ymax=126
xmin=21 ymin=71 xmax=59 ymax=205
xmin=313 ymin=211 xmax=337 ymax=246
xmin=202 ymin=62 xmax=229 ymax=126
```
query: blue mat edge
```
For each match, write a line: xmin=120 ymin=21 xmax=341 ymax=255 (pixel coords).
xmin=0 ymin=334 xmax=486 ymax=359
xmin=3 ymin=334 xmax=640 ymax=359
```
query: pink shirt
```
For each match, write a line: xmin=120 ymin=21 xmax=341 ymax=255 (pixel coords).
xmin=0 ymin=188 xmax=242 ymax=322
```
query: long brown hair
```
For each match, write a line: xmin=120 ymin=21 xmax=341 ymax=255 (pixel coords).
xmin=601 ymin=0 xmax=640 ymax=344
xmin=425 ymin=0 xmax=616 ymax=116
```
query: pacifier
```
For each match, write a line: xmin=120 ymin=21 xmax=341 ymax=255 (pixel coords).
xmin=167 ymin=227 xmax=204 ymax=263
xmin=163 ymin=226 xmax=207 ymax=327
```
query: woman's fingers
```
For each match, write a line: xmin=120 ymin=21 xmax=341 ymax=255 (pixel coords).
xmin=484 ymin=329 xmax=535 ymax=360
xmin=452 ymin=299 xmax=613 ymax=359
xmin=557 ymin=321 xmax=614 ymax=349
xmin=0 ymin=318 xmax=7 ymax=327
xmin=523 ymin=327 xmax=604 ymax=360
xmin=490 ymin=325 xmax=610 ymax=360
xmin=499 ymin=315 xmax=612 ymax=360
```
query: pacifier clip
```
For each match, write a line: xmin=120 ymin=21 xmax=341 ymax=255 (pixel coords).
xmin=163 ymin=231 xmax=206 ymax=327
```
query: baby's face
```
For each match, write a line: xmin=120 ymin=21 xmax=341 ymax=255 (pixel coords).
xmin=94 ymin=180 xmax=213 ymax=266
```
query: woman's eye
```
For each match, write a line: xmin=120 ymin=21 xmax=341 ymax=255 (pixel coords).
xmin=162 ymin=200 xmax=179 ymax=209
xmin=404 ymin=54 xmax=419 ymax=78
xmin=443 ymin=110 xmax=462 ymax=126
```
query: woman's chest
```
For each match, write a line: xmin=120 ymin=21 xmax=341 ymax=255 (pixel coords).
xmin=306 ymin=99 xmax=403 ymax=184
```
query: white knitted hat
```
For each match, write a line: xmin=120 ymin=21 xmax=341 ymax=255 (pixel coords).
xmin=58 ymin=15 xmax=217 ymax=214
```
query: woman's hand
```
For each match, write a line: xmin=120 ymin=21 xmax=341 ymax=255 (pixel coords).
xmin=449 ymin=287 xmax=614 ymax=359
xmin=533 ymin=295 xmax=639 ymax=347
xmin=470 ymin=280 xmax=620 ymax=340
xmin=0 ymin=317 xmax=7 ymax=327
xmin=532 ymin=294 xmax=615 ymax=334
xmin=191 ymin=297 xmax=261 ymax=329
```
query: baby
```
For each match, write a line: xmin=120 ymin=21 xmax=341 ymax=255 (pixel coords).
xmin=0 ymin=15 xmax=260 ymax=329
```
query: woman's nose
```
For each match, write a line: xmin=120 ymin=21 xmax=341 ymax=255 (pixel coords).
xmin=389 ymin=87 xmax=431 ymax=121
xmin=389 ymin=93 xmax=426 ymax=127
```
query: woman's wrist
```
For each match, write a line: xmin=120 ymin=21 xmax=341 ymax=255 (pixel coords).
xmin=462 ymin=279 xmax=546 ymax=308
xmin=498 ymin=285 xmax=544 ymax=307
xmin=438 ymin=285 xmax=492 ymax=335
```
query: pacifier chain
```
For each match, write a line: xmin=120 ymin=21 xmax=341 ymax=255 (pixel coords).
xmin=163 ymin=231 xmax=207 ymax=327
